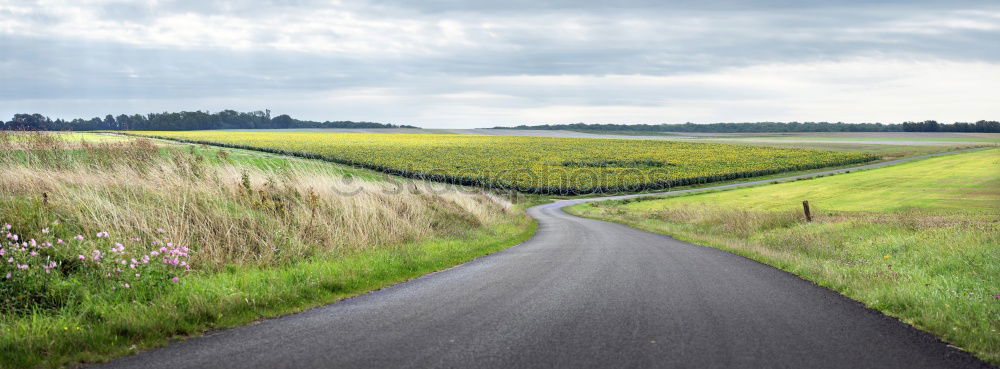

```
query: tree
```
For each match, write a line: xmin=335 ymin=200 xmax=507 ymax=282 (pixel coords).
xmin=2 ymin=110 xmax=418 ymax=131
xmin=103 ymin=115 xmax=117 ymax=130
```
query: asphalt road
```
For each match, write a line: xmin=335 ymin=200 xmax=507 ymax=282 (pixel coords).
xmin=97 ymin=149 xmax=992 ymax=369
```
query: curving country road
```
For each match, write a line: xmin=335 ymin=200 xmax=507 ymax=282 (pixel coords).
xmin=98 ymin=149 xmax=993 ymax=369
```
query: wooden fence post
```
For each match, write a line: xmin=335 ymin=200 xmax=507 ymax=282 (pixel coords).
xmin=802 ymin=200 xmax=812 ymax=222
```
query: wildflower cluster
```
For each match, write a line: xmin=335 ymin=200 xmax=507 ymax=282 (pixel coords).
xmin=2 ymin=223 xmax=192 ymax=291
xmin=3 ymin=223 xmax=58 ymax=280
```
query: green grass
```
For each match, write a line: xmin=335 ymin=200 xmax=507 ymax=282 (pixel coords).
xmin=186 ymin=142 xmax=389 ymax=182
xmin=118 ymin=132 xmax=393 ymax=182
xmin=0 ymin=219 xmax=535 ymax=368
xmin=13 ymin=132 xmax=388 ymax=182
xmin=686 ymin=139 xmax=988 ymax=158
xmin=719 ymin=135 xmax=1000 ymax=143
xmin=46 ymin=132 xmax=134 ymax=143
xmin=567 ymin=148 xmax=1000 ymax=364
xmin=624 ymin=148 xmax=1000 ymax=212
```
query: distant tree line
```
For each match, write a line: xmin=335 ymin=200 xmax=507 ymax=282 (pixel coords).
xmin=494 ymin=121 xmax=1000 ymax=133
xmin=1 ymin=110 xmax=417 ymax=131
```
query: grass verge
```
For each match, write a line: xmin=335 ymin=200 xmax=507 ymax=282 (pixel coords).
xmin=0 ymin=219 xmax=535 ymax=368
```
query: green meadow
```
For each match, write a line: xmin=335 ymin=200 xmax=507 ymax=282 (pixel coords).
xmin=623 ymin=148 xmax=999 ymax=213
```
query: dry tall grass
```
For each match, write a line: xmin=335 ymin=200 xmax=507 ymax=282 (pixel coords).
xmin=0 ymin=132 xmax=515 ymax=269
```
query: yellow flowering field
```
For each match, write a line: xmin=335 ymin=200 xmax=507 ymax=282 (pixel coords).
xmin=129 ymin=132 xmax=877 ymax=193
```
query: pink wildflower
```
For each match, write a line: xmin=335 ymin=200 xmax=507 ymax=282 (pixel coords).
xmin=123 ymin=283 xmax=130 ymax=289
xmin=157 ymin=228 xmax=165 ymax=233
xmin=41 ymin=228 xmax=49 ymax=234
xmin=4 ymin=272 xmax=9 ymax=279
xmin=57 ymin=239 xmax=64 ymax=244
xmin=74 ymin=235 xmax=84 ymax=241
xmin=3 ymin=224 xmax=10 ymax=230
xmin=171 ymin=277 xmax=179 ymax=283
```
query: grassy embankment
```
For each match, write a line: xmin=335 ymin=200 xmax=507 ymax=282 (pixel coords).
xmin=567 ymin=148 xmax=1000 ymax=364
xmin=0 ymin=132 xmax=535 ymax=368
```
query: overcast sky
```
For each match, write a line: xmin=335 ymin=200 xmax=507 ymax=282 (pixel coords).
xmin=2 ymin=0 xmax=998 ymax=128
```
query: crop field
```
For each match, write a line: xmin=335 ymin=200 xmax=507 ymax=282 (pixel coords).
xmin=126 ymin=132 xmax=877 ymax=194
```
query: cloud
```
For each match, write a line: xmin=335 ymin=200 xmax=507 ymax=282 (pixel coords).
xmin=360 ymin=59 xmax=1000 ymax=126
xmin=1 ymin=0 xmax=998 ymax=126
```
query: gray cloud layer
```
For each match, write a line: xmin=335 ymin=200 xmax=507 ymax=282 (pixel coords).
xmin=1 ymin=0 xmax=998 ymax=127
